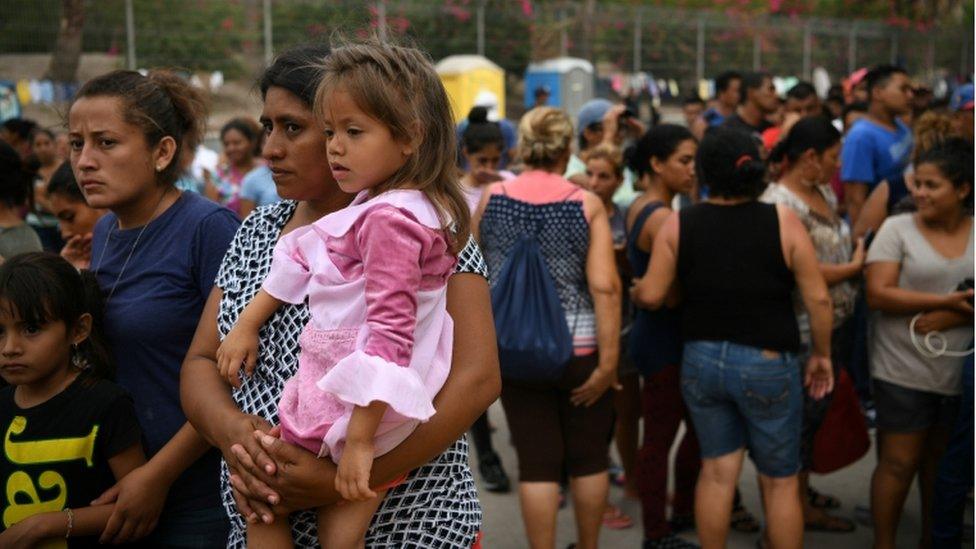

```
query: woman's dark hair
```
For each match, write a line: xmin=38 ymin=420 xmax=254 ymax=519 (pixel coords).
xmin=916 ymin=137 xmax=974 ymax=204
xmin=73 ymin=70 xmax=207 ymax=187
xmin=628 ymin=123 xmax=695 ymax=178
xmin=46 ymin=160 xmax=84 ymax=203
xmin=220 ymin=117 xmax=261 ymax=157
xmin=461 ymin=106 xmax=504 ymax=154
xmin=768 ymin=116 xmax=841 ymax=165
xmin=0 ymin=140 xmax=31 ymax=209
xmin=259 ymin=43 xmax=332 ymax=108
xmin=696 ymin=126 xmax=766 ymax=199
xmin=0 ymin=253 xmax=114 ymax=381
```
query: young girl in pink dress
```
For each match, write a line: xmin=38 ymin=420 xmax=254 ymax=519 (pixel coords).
xmin=216 ymin=42 xmax=470 ymax=548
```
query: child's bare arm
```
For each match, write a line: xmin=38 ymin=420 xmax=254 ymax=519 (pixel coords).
xmin=217 ymin=290 xmax=283 ymax=386
xmin=336 ymin=401 xmax=389 ymax=502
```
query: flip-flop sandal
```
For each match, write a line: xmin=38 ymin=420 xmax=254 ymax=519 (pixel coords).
xmin=602 ymin=504 xmax=634 ymax=529
xmin=804 ymin=515 xmax=856 ymax=533
xmin=731 ymin=505 xmax=761 ymax=533
xmin=807 ymin=487 xmax=841 ymax=509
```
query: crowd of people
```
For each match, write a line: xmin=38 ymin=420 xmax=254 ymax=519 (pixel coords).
xmin=0 ymin=38 xmax=971 ymax=549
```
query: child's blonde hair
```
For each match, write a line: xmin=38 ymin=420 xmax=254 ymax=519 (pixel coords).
xmin=314 ymin=41 xmax=469 ymax=250
xmin=581 ymin=143 xmax=624 ymax=179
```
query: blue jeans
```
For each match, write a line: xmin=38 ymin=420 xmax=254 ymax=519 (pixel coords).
xmin=681 ymin=340 xmax=802 ymax=478
xmin=931 ymin=352 xmax=974 ymax=548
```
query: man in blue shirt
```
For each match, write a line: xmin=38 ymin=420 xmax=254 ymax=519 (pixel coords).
xmin=702 ymin=70 xmax=741 ymax=127
xmin=840 ymin=65 xmax=914 ymax=224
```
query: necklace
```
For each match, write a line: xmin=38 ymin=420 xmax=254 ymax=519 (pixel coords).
xmin=92 ymin=187 xmax=174 ymax=304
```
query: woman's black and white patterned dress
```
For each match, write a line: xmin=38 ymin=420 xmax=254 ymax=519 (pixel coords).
xmin=216 ymin=201 xmax=487 ymax=548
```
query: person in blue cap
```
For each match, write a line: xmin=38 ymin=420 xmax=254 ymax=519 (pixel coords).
xmin=949 ymin=83 xmax=973 ymax=144
xmin=564 ymin=98 xmax=644 ymax=209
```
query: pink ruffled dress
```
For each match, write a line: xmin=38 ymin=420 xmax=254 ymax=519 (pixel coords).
xmin=261 ymin=190 xmax=456 ymax=461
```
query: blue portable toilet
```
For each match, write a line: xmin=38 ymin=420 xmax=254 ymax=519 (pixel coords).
xmin=524 ymin=57 xmax=594 ymax=120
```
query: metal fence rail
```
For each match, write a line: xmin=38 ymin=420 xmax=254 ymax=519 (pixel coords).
xmin=1 ymin=0 xmax=971 ymax=97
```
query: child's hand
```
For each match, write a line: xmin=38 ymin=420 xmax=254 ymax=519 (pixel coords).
xmin=335 ymin=440 xmax=377 ymax=501
xmin=217 ymin=325 xmax=260 ymax=388
xmin=0 ymin=515 xmax=44 ymax=549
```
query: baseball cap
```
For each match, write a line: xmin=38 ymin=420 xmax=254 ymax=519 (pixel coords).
xmin=576 ymin=98 xmax=613 ymax=136
xmin=473 ymin=90 xmax=501 ymax=122
xmin=950 ymin=83 xmax=974 ymax=112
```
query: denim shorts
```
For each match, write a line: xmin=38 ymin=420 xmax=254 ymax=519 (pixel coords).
xmin=681 ymin=340 xmax=802 ymax=478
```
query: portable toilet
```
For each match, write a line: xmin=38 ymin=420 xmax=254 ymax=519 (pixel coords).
xmin=524 ymin=57 xmax=594 ymax=119
xmin=435 ymin=55 xmax=506 ymax=123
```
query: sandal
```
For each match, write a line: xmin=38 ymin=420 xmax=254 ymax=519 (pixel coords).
xmin=807 ymin=487 xmax=841 ymax=509
xmin=730 ymin=504 xmax=760 ymax=533
xmin=804 ymin=514 xmax=856 ymax=533
xmin=602 ymin=503 xmax=634 ymax=529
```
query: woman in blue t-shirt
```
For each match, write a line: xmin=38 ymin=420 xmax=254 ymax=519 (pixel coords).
xmin=67 ymin=69 xmax=240 ymax=546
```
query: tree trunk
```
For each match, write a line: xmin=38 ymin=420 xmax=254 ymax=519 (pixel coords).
xmin=45 ymin=0 xmax=85 ymax=82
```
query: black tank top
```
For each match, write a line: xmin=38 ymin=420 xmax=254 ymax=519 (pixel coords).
xmin=676 ymin=201 xmax=800 ymax=352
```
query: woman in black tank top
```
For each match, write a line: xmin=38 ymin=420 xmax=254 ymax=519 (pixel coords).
xmin=631 ymin=127 xmax=834 ymax=549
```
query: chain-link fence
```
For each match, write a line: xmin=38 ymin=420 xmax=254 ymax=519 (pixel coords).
xmin=1 ymin=0 xmax=972 ymax=99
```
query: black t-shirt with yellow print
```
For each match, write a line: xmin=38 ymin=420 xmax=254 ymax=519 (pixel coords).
xmin=0 ymin=372 xmax=141 ymax=548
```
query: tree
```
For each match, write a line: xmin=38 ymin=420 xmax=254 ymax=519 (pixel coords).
xmin=45 ymin=0 xmax=85 ymax=82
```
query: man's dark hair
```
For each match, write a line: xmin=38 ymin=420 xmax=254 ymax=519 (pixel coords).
xmin=739 ymin=71 xmax=771 ymax=105
xmin=714 ymin=71 xmax=741 ymax=94
xmin=683 ymin=94 xmax=705 ymax=106
xmin=786 ymin=81 xmax=817 ymax=101
xmin=864 ymin=64 xmax=908 ymax=98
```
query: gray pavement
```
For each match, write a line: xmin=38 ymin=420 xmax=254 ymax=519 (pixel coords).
xmin=472 ymin=402 xmax=973 ymax=549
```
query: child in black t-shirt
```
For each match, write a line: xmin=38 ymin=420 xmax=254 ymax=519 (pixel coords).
xmin=0 ymin=253 xmax=143 ymax=548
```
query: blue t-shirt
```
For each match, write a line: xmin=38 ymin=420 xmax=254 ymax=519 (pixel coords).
xmin=702 ymin=107 xmax=727 ymax=127
xmin=239 ymin=165 xmax=280 ymax=208
xmin=840 ymin=118 xmax=913 ymax=192
xmin=91 ymin=191 xmax=239 ymax=513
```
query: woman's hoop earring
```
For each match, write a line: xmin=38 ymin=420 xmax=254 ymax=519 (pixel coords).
xmin=71 ymin=344 xmax=91 ymax=370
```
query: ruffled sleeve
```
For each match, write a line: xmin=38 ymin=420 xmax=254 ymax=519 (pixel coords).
xmin=261 ymin=227 xmax=313 ymax=305
xmin=316 ymin=206 xmax=445 ymax=421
